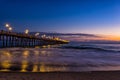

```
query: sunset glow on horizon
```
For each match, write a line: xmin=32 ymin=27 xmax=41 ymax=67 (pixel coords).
xmin=0 ymin=0 xmax=120 ymax=38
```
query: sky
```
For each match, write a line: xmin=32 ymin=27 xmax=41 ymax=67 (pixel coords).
xmin=0 ymin=0 xmax=120 ymax=36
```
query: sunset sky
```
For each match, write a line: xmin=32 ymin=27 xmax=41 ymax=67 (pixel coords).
xmin=0 ymin=0 xmax=120 ymax=36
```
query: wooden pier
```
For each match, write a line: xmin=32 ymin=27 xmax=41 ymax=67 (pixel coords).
xmin=0 ymin=30 xmax=69 ymax=48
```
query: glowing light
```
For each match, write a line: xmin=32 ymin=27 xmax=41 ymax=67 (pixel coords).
xmin=35 ymin=32 xmax=39 ymax=36
xmin=5 ymin=24 xmax=9 ymax=28
xmin=42 ymin=45 xmax=47 ymax=48
xmin=8 ymin=27 xmax=12 ymax=31
xmin=5 ymin=23 xmax=13 ymax=31
xmin=3 ymin=52 xmax=11 ymax=57
xmin=42 ymin=34 xmax=46 ymax=38
xmin=25 ymin=29 xmax=29 ymax=34
xmin=32 ymin=65 xmax=39 ymax=72
xmin=21 ymin=60 xmax=28 ymax=72
xmin=23 ymin=51 xmax=29 ymax=58
xmin=1 ymin=60 xmax=11 ymax=69
xmin=40 ymin=63 xmax=46 ymax=72
xmin=35 ymin=46 xmax=40 ymax=48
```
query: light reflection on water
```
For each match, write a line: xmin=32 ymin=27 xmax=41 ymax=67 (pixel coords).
xmin=1 ymin=44 xmax=120 ymax=72
xmin=0 ymin=48 xmax=68 ymax=72
xmin=0 ymin=51 xmax=12 ymax=71
xmin=21 ymin=60 xmax=28 ymax=72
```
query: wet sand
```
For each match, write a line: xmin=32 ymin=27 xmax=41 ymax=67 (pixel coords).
xmin=0 ymin=71 xmax=120 ymax=80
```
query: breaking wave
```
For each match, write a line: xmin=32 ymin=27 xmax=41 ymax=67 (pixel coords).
xmin=60 ymin=45 xmax=119 ymax=52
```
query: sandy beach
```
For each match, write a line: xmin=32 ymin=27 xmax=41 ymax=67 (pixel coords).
xmin=0 ymin=71 xmax=120 ymax=80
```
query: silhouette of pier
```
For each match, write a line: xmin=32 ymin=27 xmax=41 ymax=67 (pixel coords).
xmin=0 ymin=30 xmax=69 ymax=48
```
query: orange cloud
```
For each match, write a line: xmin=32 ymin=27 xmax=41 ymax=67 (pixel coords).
xmin=101 ymin=35 xmax=120 ymax=41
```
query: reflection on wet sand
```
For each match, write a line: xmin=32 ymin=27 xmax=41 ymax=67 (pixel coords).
xmin=1 ymin=60 xmax=11 ymax=69
xmin=0 ymin=60 xmax=11 ymax=71
xmin=21 ymin=50 xmax=30 ymax=72
xmin=32 ymin=50 xmax=39 ymax=72
xmin=23 ymin=50 xmax=29 ymax=58
xmin=0 ymin=51 xmax=12 ymax=71
xmin=21 ymin=60 xmax=28 ymax=72
xmin=32 ymin=64 xmax=39 ymax=72
xmin=39 ymin=63 xmax=67 ymax=72
xmin=0 ymin=49 xmax=68 ymax=72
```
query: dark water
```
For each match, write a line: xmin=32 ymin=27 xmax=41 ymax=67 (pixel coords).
xmin=1 ymin=41 xmax=120 ymax=72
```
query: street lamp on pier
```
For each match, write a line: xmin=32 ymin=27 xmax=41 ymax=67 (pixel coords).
xmin=8 ymin=27 xmax=12 ymax=31
xmin=25 ymin=29 xmax=29 ymax=34
xmin=5 ymin=24 xmax=9 ymax=28
xmin=5 ymin=23 xmax=13 ymax=32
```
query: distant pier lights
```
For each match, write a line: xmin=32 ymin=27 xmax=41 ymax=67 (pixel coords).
xmin=35 ymin=33 xmax=39 ymax=36
xmin=0 ymin=23 xmax=69 ymax=48
xmin=41 ymin=34 xmax=46 ymax=38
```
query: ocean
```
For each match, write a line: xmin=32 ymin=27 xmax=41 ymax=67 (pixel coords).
xmin=0 ymin=42 xmax=120 ymax=72
xmin=1 ymin=35 xmax=120 ymax=72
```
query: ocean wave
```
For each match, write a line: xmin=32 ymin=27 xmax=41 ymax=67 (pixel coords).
xmin=60 ymin=46 xmax=119 ymax=52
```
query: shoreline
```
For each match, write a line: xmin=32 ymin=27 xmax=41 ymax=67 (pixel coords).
xmin=1 ymin=71 xmax=120 ymax=80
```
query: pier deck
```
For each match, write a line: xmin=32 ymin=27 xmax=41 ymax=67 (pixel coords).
xmin=0 ymin=30 xmax=69 ymax=48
